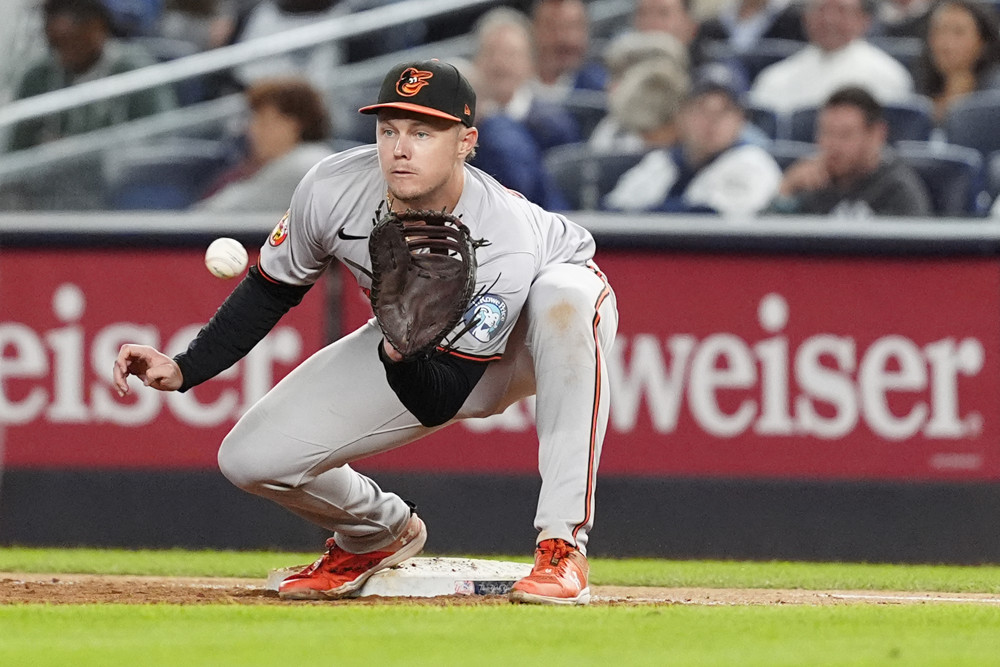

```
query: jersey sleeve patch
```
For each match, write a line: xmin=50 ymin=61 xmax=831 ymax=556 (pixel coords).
xmin=463 ymin=294 xmax=508 ymax=343
xmin=269 ymin=210 xmax=290 ymax=247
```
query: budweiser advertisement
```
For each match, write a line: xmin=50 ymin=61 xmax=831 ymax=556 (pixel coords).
xmin=342 ymin=253 xmax=1000 ymax=481
xmin=0 ymin=248 xmax=326 ymax=469
xmin=2 ymin=248 xmax=999 ymax=481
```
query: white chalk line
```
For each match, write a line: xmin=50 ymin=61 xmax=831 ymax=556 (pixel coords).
xmin=827 ymin=593 xmax=1000 ymax=604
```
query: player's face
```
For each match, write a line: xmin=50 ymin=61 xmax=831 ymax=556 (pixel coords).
xmin=376 ymin=110 xmax=478 ymax=210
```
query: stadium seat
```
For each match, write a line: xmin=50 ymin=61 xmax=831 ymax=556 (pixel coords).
xmin=766 ymin=139 xmax=815 ymax=170
xmin=988 ymin=151 xmax=1000 ymax=201
xmin=562 ymin=89 xmax=609 ymax=142
xmin=330 ymin=139 xmax=365 ymax=153
xmin=103 ymin=0 xmax=163 ymax=37
xmin=702 ymin=38 xmax=806 ymax=85
xmin=745 ymin=104 xmax=781 ymax=140
xmin=868 ymin=36 xmax=923 ymax=73
xmin=786 ymin=97 xmax=935 ymax=144
xmin=542 ymin=143 xmax=648 ymax=210
xmin=894 ymin=141 xmax=986 ymax=217
xmin=333 ymin=84 xmax=381 ymax=144
xmin=131 ymin=36 xmax=208 ymax=106
xmin=104 ymin=139 xmax=233 ymax=210
xmin=942 ymin=90 xmax=1000 ymax=158
xmin=785 ymin=108 xmax=817 ymax=142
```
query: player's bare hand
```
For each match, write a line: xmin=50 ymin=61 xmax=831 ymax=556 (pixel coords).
xmin=113 ymin=344 xmax=183 ymax=396
xmin=382 ymin=338 xmax=404 ymax=362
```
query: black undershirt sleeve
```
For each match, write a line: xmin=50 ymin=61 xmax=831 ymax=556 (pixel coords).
xmin=377 ymin=343 xmax=489 ymax=427
xmin=173 ymin=265 xmax=312 ymax=392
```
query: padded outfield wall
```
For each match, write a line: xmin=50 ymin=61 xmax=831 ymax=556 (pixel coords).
xmin=3 ymin=212 xmax=1000 ymax=562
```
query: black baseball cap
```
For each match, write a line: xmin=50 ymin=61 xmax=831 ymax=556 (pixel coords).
xmin=359 ymin=59 xmax=476 ymax=127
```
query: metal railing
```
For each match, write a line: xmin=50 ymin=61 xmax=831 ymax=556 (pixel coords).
xmin=0 ymin=32 xmax=474 ymax=183
xmin=0 ymin=0 xmax=492 ymax=134
xmin=0 ymin=0 xmax=632 ymax=190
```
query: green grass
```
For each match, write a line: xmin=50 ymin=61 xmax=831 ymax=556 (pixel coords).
xmin=1 ymin=604 xmax=999 ymax=666
xmin=4 ymin=548 xmax=1000 ymax=666
xmin=4 ymin=547 xmax=1000 ymax=592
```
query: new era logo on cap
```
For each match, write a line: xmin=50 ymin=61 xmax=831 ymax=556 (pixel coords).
xmin=359 ymin=59 xmax=476 ymax=127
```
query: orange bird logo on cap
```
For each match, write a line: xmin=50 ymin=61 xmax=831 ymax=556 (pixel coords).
xmin=396 ymin=68 xmax=433 ymax=97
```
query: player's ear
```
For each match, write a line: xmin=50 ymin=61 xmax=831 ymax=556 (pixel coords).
xmin=457 ymin=126 xmax=478 ymax=159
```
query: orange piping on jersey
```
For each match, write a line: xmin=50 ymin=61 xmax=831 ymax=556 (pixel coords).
xmin=256 ymin=263 xmax=282 ymax=284
xmin=572 ymin=284 xmax=611 ymax=543
xmin=439 ymin=348 xmax=503 ymax=362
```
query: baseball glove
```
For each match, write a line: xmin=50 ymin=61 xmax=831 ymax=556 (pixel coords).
xmin=365 ymin=208 xmax=479 ymax=360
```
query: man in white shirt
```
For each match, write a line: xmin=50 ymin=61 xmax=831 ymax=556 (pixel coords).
xmin=749 ymin=0 xmax=913 ymax=113
xmin=604 ymin=63 xmax=782 ymax=216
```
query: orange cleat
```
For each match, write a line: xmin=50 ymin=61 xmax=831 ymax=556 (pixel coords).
xmin=509 ymin=538 xmax=591 ymax=605
xmin=278 ymin=513 xmax=426 ymax=600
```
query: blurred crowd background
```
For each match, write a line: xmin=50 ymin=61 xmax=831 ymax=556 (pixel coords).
xmin=2 ymin=0 xmax=1000 ymax=219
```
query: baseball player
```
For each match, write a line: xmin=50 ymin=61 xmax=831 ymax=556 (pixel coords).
xmin=112 ymin=59 xmax=618 ymax=605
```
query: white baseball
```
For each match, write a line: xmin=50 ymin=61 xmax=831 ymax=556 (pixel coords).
xmin=205 ymin=237 xmax=248 ymax=279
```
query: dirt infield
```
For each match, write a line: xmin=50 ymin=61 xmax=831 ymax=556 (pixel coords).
xmin=3 ymin=572 xmax=1000 ymax=606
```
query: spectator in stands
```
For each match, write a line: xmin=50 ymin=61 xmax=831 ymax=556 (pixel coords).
xmin=633 ymin=0 xmax=699 ymax=48
xmin=0 ymin=0 xmax=45 ymax=105
xmin=633 ymin=0 xmax=760 ymax=81
xmin=453 ymin=54 xmax=568 ymax=211
xmin=531 ymin=0 xmax=607 ymax=102
xmin=6 ymin=0 xmax=177 ymax=152
xmin=589 ymin=30 xmax=690 ymax=151
xmin=771 ymin=86 xmax=931 ymax=217
xmin=603 ymin=63 xmax=781 ymax=215
xmin=195 ymin=77 xmax=332 ymax=212
xmin=690 ymin=0 xmax=729 ymax=20
xmin=871 ymin=0 xmax=934 ymax=39
xmin=914 ymin=0 xmax=1000 ymax=124
xmin=606 ymin=57 xmax=690 ymax=150
xmin=473 ymin=7 xmax=579 ymax=151
xmin=232 ymin=0 xmax=349 ymax=90
xmin=748 ymin=0 xmax=914 ymax=113
xmin=693 ymin=0 xmax=806 ymax=61
xmin=472 ymin=114 xmax=570 ymax=211
xmin=159 ymin=0 xmax=237 ymax=52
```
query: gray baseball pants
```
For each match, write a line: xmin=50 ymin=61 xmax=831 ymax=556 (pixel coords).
xmin=217 ymin=262 xmax=617 ymax=555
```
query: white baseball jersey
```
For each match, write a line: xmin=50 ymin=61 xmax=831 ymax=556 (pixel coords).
xmin=218 ymin=143 xmax=618 ymax=560
xmin=259 ymin=144 xmax=596 ymax=358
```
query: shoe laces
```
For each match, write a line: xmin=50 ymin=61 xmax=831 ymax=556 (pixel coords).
xmin=299 ymin=538 xmax=340 ymax=576
xmin=536 ymin=538 xmax=575 ymax=570
xmin=301 ymin=537 xmax=384 ymax=576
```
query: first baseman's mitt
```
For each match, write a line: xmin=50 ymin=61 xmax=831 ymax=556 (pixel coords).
xmin=366 ymin=208 xmax=479 ymax=360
